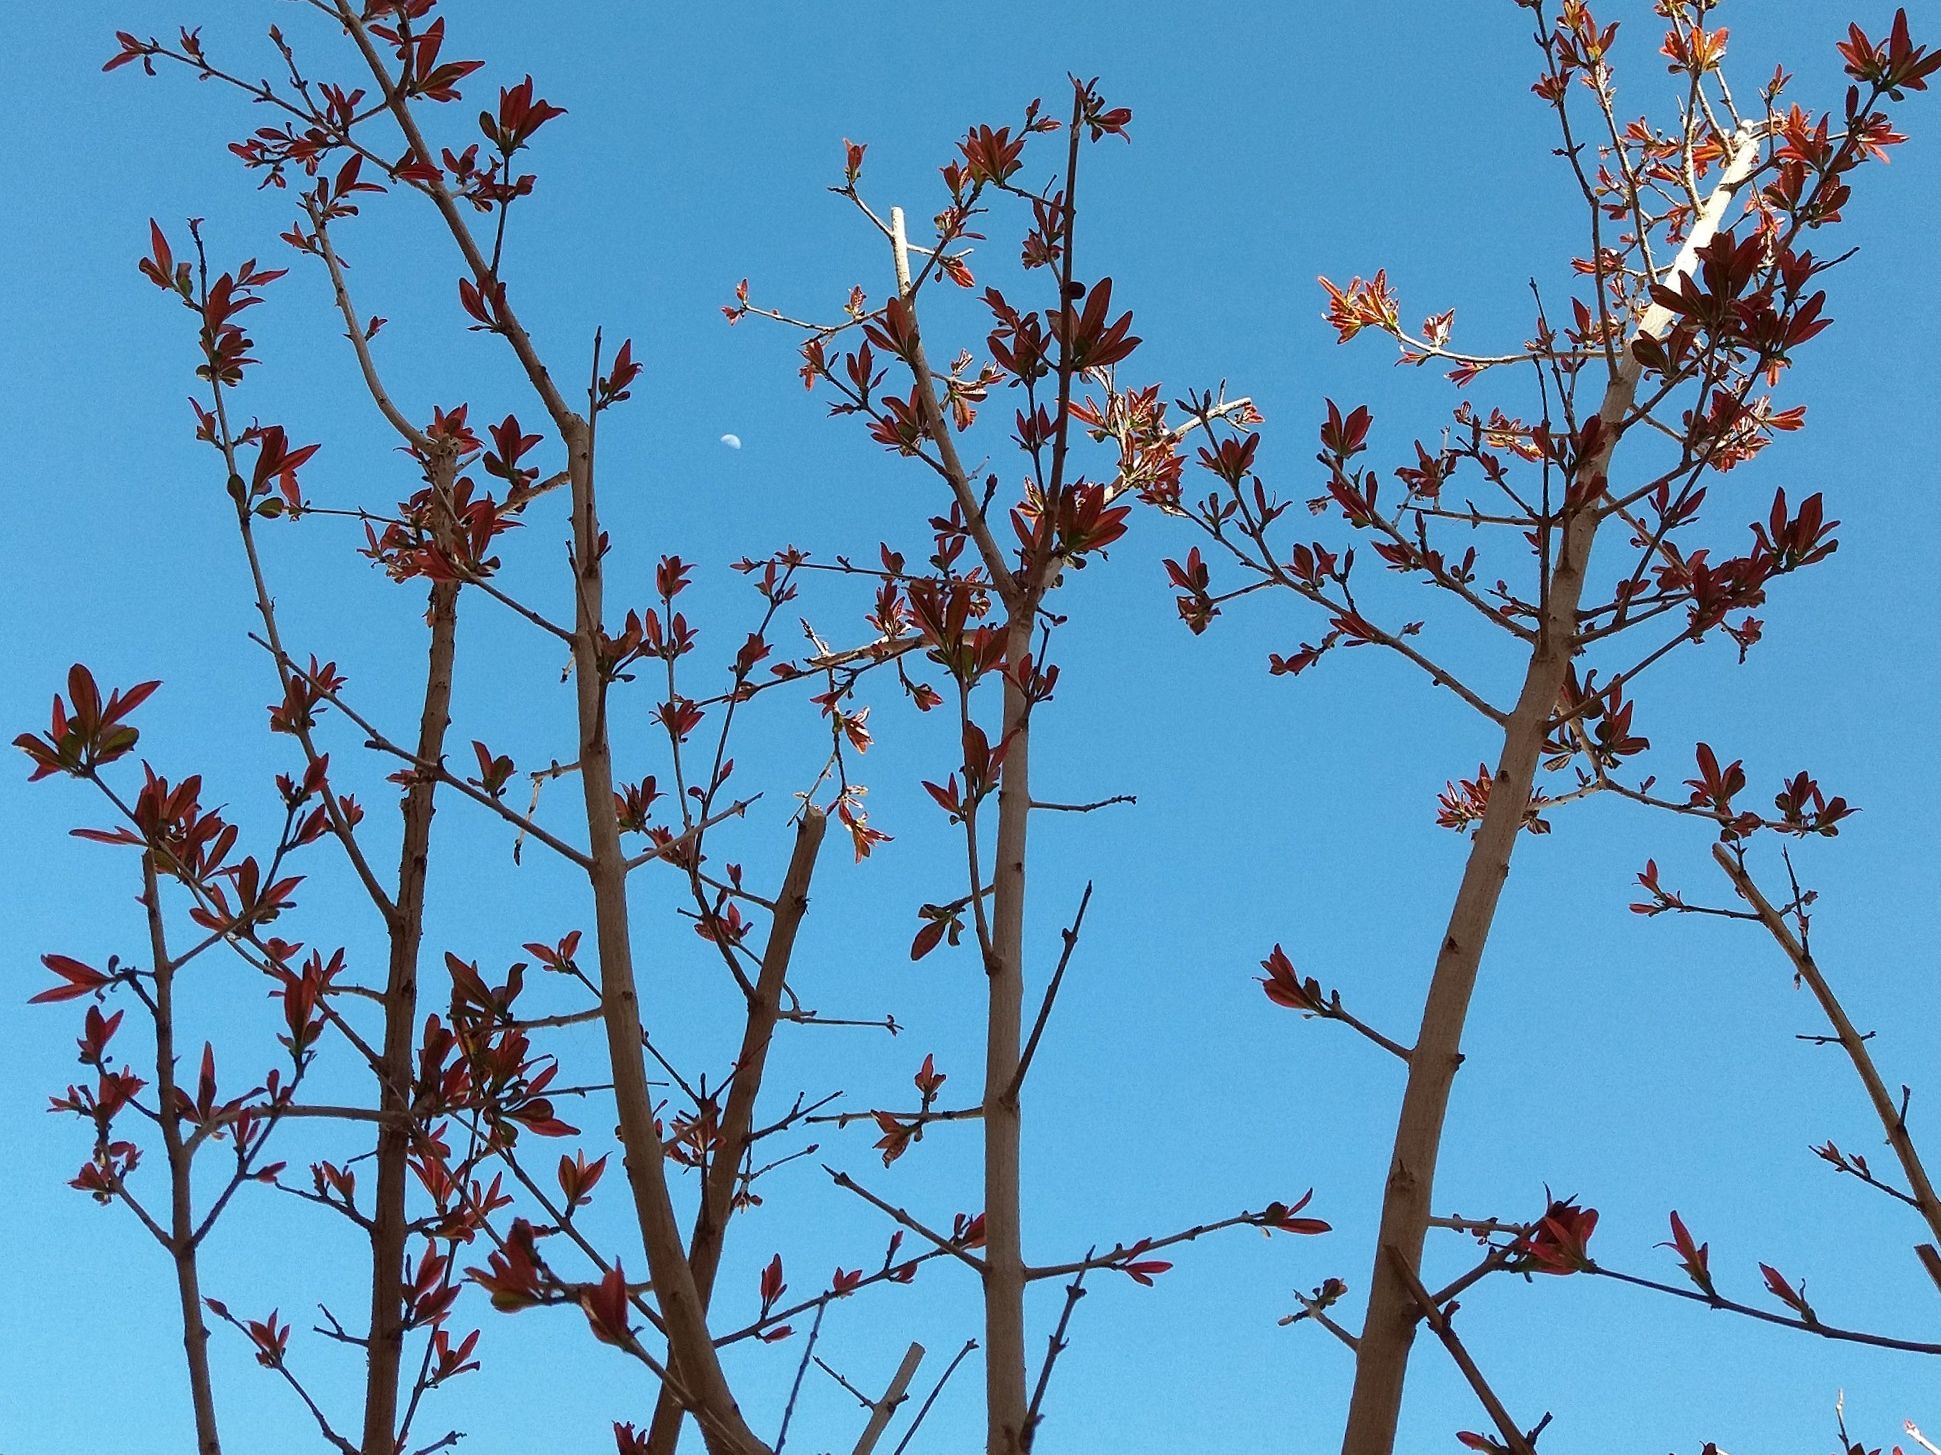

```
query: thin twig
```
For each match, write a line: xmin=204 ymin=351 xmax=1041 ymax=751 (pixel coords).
xmin=623 ymin=796 xmax=761 ymax=871
xmin=888 ymin=1341 xmax=978 ymax=1455
xmin=246 ymin=634 xmax=594 ymax=869
xmin=1021 ymin=1263 xmax=1089 ymax=1450
xmin=774 ymin=1302 xmax=826 ymax=1455
xmin=1283 ymin=1290 xmax=1360 ymax=1351
xmin=311 ymin=215 xmax=429 ymax=451
xmin=1026 ymin=1204 xmax=1290 ymax=1280
xmin=825 ymin=1168 xmax=986 ymax=1272
xmin=1714 ymin=844 xmax=1941 ymax=1268
xmin=1389 ymin=1248 xmax=1538 ymax=1455
xmin=1583 ymin=1262 xmax=1941 ymax=1355
xmin=1009 ymin=882 xmax=1092 ymax=1101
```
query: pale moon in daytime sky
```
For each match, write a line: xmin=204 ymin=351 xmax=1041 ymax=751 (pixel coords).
xmin=719 ymin=433 xmax=742 ymax=450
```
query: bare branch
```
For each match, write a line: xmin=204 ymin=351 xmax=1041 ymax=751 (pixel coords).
xmin=826 ymin=1167 xmax=987 ymax=1273
xmin=852 ymin=1343 xmax=925 ymax=1455
xmin=1010 ymin=881 xmax=1092 ymax=1101
xmin=1021 ymin=1265 xmax=1087 ymax=1451
xmin=1389 ymin=1249 xmax=1538 ymax=1455
xmin=888 ymin=1340 xmax=978 ymax=1455
xmin=1714 ymin=845 xmax=1941 ymax=1263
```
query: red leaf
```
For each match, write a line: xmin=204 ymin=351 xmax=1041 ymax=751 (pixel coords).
xmin=910 ymin=918 xmax=947 ymax=962
xmin=32 ymin=954 xmax=111 ymax=1004
xmin=759 ymin=1252 xmax=786 ymax=1308
xmin=1121 ymin=1259 xmax=1172 ymax=1286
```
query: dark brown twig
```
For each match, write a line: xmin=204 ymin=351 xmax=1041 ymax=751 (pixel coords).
xmin=1021 ymin=1263 xmax=1089 ymax=1450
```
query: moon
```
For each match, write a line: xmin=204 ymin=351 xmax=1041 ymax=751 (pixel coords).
xmin=719 ymin=433 xmax=742 ymax=450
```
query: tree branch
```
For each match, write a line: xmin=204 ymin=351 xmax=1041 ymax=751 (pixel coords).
xmin=1713 ymin=844 xmax=1941 ymax=1274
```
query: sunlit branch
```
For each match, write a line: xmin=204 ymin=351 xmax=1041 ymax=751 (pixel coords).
xmin=849 ymin=1343 xmax=925 ymax=1455
xmin=888 ymin=1340 xmax=978 ymax=1455
xmin=1390 ymin=1248 xmax=1540 ymax=1455
xmin=1713 ymin=845 xmax=1941 ymax=1270
xmin=886 ymin=213 xmax=1020 ymax=609
xmin=311 ymin=215 xmax=430 ymax=451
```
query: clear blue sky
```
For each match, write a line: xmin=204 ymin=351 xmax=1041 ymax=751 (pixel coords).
xmin=5 ymin=4 xmax=1940 ymax=1452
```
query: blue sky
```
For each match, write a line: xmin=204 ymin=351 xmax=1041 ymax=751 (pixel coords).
xmin=5 ymin=4 xmax=1941 ymax=1452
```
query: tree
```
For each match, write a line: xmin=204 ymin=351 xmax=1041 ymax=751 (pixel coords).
xmin=11 ymin=4 xmax=1940 ymax=1454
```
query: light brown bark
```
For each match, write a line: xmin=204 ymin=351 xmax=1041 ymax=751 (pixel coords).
xmin=645 ymin=809 xmax=827 ymax=1455
xmin=336 ymin=20 xmax=759 ymax=1443
xmin=1338 ymin=129 xmax=1763 ymax=1455
xmin=1713 ymin=846 xmax=1941 ymax=1262
xmin=145 ymin=853 xmax=223 ymax=1455
xmin=563 ymin=418 xmax=771 ymax=1455
xmin=886 ymin=204 xmax=1035 ymax=1454
xmin=982 ymin=615 xmax=1034 ymax=1455
xmin=362 ymin=454 xmax=461 ymax=1455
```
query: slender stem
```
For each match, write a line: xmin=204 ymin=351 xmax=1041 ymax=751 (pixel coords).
xmin=889 ymin=1341 xmax=979 ymax=1455
xmin=624 ymin=797 xmax=761 ymax=872
xmin=1021 ymin=1266 xmax=1087 ymax=1450
xmin=144 ymin=855 xmax=223 ymax=1455
xmin=311 ymin=215 xmax=430 ymax=452
xmin=186 ymin=1101 xmax=401 ymax=1155
xmin=1286 ymin=1290 xmax=1361 ymax=1351
xmin=1713 ymin=846 xmax=1941 ymax=1260
xmin=1316 ymin=993 xmax=1415 ymax=1064
xmin=207 ymin=388 xmax=392 ymax=918
xmin=337 ymin=5 xmax=577 ymax=433
xmin=1042 ymin=92 xmax=1084 ymax=513
xmin=1009 ymin=883 xmax=1091 ymax=1101
xmin=712 ymin=1250 xmax=958 ymax=1348
xmin=774 ymin=1303 xmax=826 ymax=1455
xmin=1431 ymin=1250 xmax=1508 ymax=1307
xmin=1583 ymin=1262 xmax=1941 ymax=1356
xmin=1024 ymin=1208 xmax=1267 ymax=1280
xmin=1027 ymin=796 xmax=1134 ymax=814
xmin=889 ymin=207 xmax=1018 ymax=608
xmin=826 ymin=1169 xmax=987 ymax=1273
xmin=251 ymin=639 xmax=595 ymax=870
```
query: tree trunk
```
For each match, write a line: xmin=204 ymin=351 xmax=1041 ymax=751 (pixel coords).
xmin=362 ymin=456 xmax=461 ymax=1455
xmin=1338 ymin=128 xmax=1763 ymax=1455
xmin=983 ymin=613 xmax=1034 ymax=1455
xmin=564 ymin=417 xmax=772 ymax=1455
